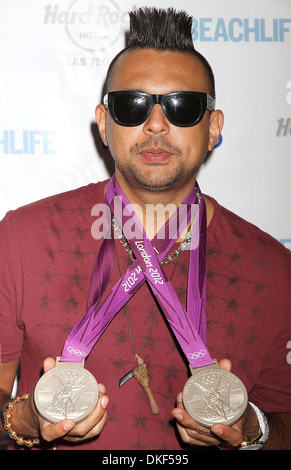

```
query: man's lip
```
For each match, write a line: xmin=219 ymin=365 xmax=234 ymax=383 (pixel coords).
xmin=140 ymin=147 xmax=172 ymax=164
xmin=141 ymin=147 xmax=171 ymax=155
xmin=139 ymin=147 xmax=172 ymax=164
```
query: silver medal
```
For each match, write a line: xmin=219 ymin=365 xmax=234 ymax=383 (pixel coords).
xmin=34 ymin=364 xmax=99 ymax=423
xmin=183 ymin=368 xmax=248 ymax=427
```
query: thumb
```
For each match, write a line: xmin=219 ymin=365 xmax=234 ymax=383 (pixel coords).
xmin=43 ymin=357 xmax=56 ymax=373
xmin=41 ymin=419 xmax=76 ymax=442
xmin=218 ymin=358 xmax=232 ymax=372
xmin=211 ymin=422 xmax=243 ymax=448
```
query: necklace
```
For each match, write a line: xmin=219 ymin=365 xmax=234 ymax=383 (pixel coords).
xmin=114 ymin=235 xmax=183 ymax=415
xmin=114 ymin=240 xmax=182 ymax=356
xmin=112 ymin=184 xmax=201 ymax=264
xmin=113 ymin=189 xmax=201 ymax=414
xmin=112 ymin=215 xmax=195 ymax=265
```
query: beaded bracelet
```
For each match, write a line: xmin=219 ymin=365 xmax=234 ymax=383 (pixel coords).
xmin=2 ymin=394 xmax=40 ymax=447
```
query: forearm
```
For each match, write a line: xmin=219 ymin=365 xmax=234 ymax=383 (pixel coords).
xmin=0 ymin=390 xmax=12 ymax=440
xmin=241 ymin=406 xmax=291 ymax=450
xmin=0 ymin=390 xmax=40 ymax=443
xmin=264 ymin=413 xmax=291 ymax=450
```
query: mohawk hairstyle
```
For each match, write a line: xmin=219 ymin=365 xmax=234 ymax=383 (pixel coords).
xmin=104 ymin=7 xmax=215 ymax=99
xmin=128 ymin=7 xmax=195 ymax=51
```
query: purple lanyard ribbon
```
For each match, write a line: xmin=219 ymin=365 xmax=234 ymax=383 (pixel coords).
xmin=60 ymin=175 xmax=212 ymax=369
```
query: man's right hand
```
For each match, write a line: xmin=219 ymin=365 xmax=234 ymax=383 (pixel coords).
xmin=3 ymin=357 xmax=109 ymax=445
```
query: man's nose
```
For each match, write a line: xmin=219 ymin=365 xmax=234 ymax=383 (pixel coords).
xmin=143 ymin=104 xmax=170 ymax=135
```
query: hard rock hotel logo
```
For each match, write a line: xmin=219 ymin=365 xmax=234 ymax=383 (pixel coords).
xmin=43 ymin=0 xmax=129 ymax=52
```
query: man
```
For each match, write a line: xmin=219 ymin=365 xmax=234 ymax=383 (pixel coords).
xmin=0 ymin=7 xmax=290 ymax=450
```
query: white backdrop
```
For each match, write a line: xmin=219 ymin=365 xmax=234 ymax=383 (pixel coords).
xmin=0 ymin=0 xmax=290 ymax=248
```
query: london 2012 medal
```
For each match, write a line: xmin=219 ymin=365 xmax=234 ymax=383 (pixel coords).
xmin=183 ymin=368 xmax=248 ymax=428
xmin=34 ymin=364 xmax=99 ymax=423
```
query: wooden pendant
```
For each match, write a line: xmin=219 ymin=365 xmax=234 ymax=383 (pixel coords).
xmin=119 ymin=354 xmax=160 ymax=415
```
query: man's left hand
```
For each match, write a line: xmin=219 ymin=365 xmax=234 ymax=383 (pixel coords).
xmin=171 ymin=359 xmax=258 ymax=448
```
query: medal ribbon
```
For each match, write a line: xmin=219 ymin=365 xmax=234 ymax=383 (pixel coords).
xmin=60 ymin=175 xmax=212 ymax=369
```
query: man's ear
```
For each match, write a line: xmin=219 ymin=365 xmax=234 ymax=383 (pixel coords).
xmin=95 ymin=104 xmax=108 ymax=147
xmin=208 ymin=110 xmax=224 ymax=151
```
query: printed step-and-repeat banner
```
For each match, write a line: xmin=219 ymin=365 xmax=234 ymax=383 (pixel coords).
xmin=0 ymin=0 xmax=290 ymax=248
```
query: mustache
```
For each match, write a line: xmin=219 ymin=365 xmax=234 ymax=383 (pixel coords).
xmin=129 ymin=138 xmax=182 ymax=156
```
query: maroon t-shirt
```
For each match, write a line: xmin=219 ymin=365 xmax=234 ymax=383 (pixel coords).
xmin=0 ymin=180 xmax=290 ymax=450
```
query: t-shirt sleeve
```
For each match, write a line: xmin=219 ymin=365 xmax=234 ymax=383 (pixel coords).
xmin=0 ymin=213 xmax=23 ymax=362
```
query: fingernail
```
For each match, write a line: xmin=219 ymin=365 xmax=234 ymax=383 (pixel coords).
xmin=177 ymin=392 xmax=183 ymax=403
xmin=99 ymin=384 xmax=106 ymax=394
xmin=101 ymin=396 xmax=109 ymax=409
xmin=63 ymin=421 xmax=74 ymax=432
xmin=213 ymin=427 xmax=223 ymax=436
xmin=174 ymin=412 xmax=183 ymax=421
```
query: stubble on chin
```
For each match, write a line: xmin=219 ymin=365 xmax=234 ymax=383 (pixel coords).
xmin=126 ymin=138 xmax=185 ymax=190
xmin=127 ymin=141 xmax=203 ymax=191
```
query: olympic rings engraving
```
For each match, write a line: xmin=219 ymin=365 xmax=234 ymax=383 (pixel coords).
xmin=67 ymin=346 xmax=86 ymax=357
xmin=187 ymin=350 xmax=207 ymax=360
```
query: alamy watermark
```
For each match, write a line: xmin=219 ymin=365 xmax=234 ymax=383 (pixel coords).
xmin=91 ymin=198 xmax=200 ymax=249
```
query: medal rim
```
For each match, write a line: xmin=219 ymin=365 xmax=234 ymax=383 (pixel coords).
xmin=182 ymin=368 xmax=248 ymax=428
xmin=34 ymin=364 xmax=99 ymax=424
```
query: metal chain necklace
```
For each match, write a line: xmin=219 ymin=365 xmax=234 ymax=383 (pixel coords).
xmin=112 ymin=184 xmax=201 ymax=265
xmin=112 ymin=216 xmax=195 ymax=265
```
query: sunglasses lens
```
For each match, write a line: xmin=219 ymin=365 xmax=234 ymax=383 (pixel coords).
xmin=112 ymin=93 xmax=149 ymax=126
xmin=108 ymin=92 xmax=207 ymax=127
xmin=165 ymin=94 xmax=202 ymax=126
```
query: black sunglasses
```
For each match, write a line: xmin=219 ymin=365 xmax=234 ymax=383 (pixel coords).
xmin=103 ymin=91 xmax=215 ymax=128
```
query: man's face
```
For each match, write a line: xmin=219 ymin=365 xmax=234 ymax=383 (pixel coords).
xmin=96 ymin=49 xmax=223 ymax=197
